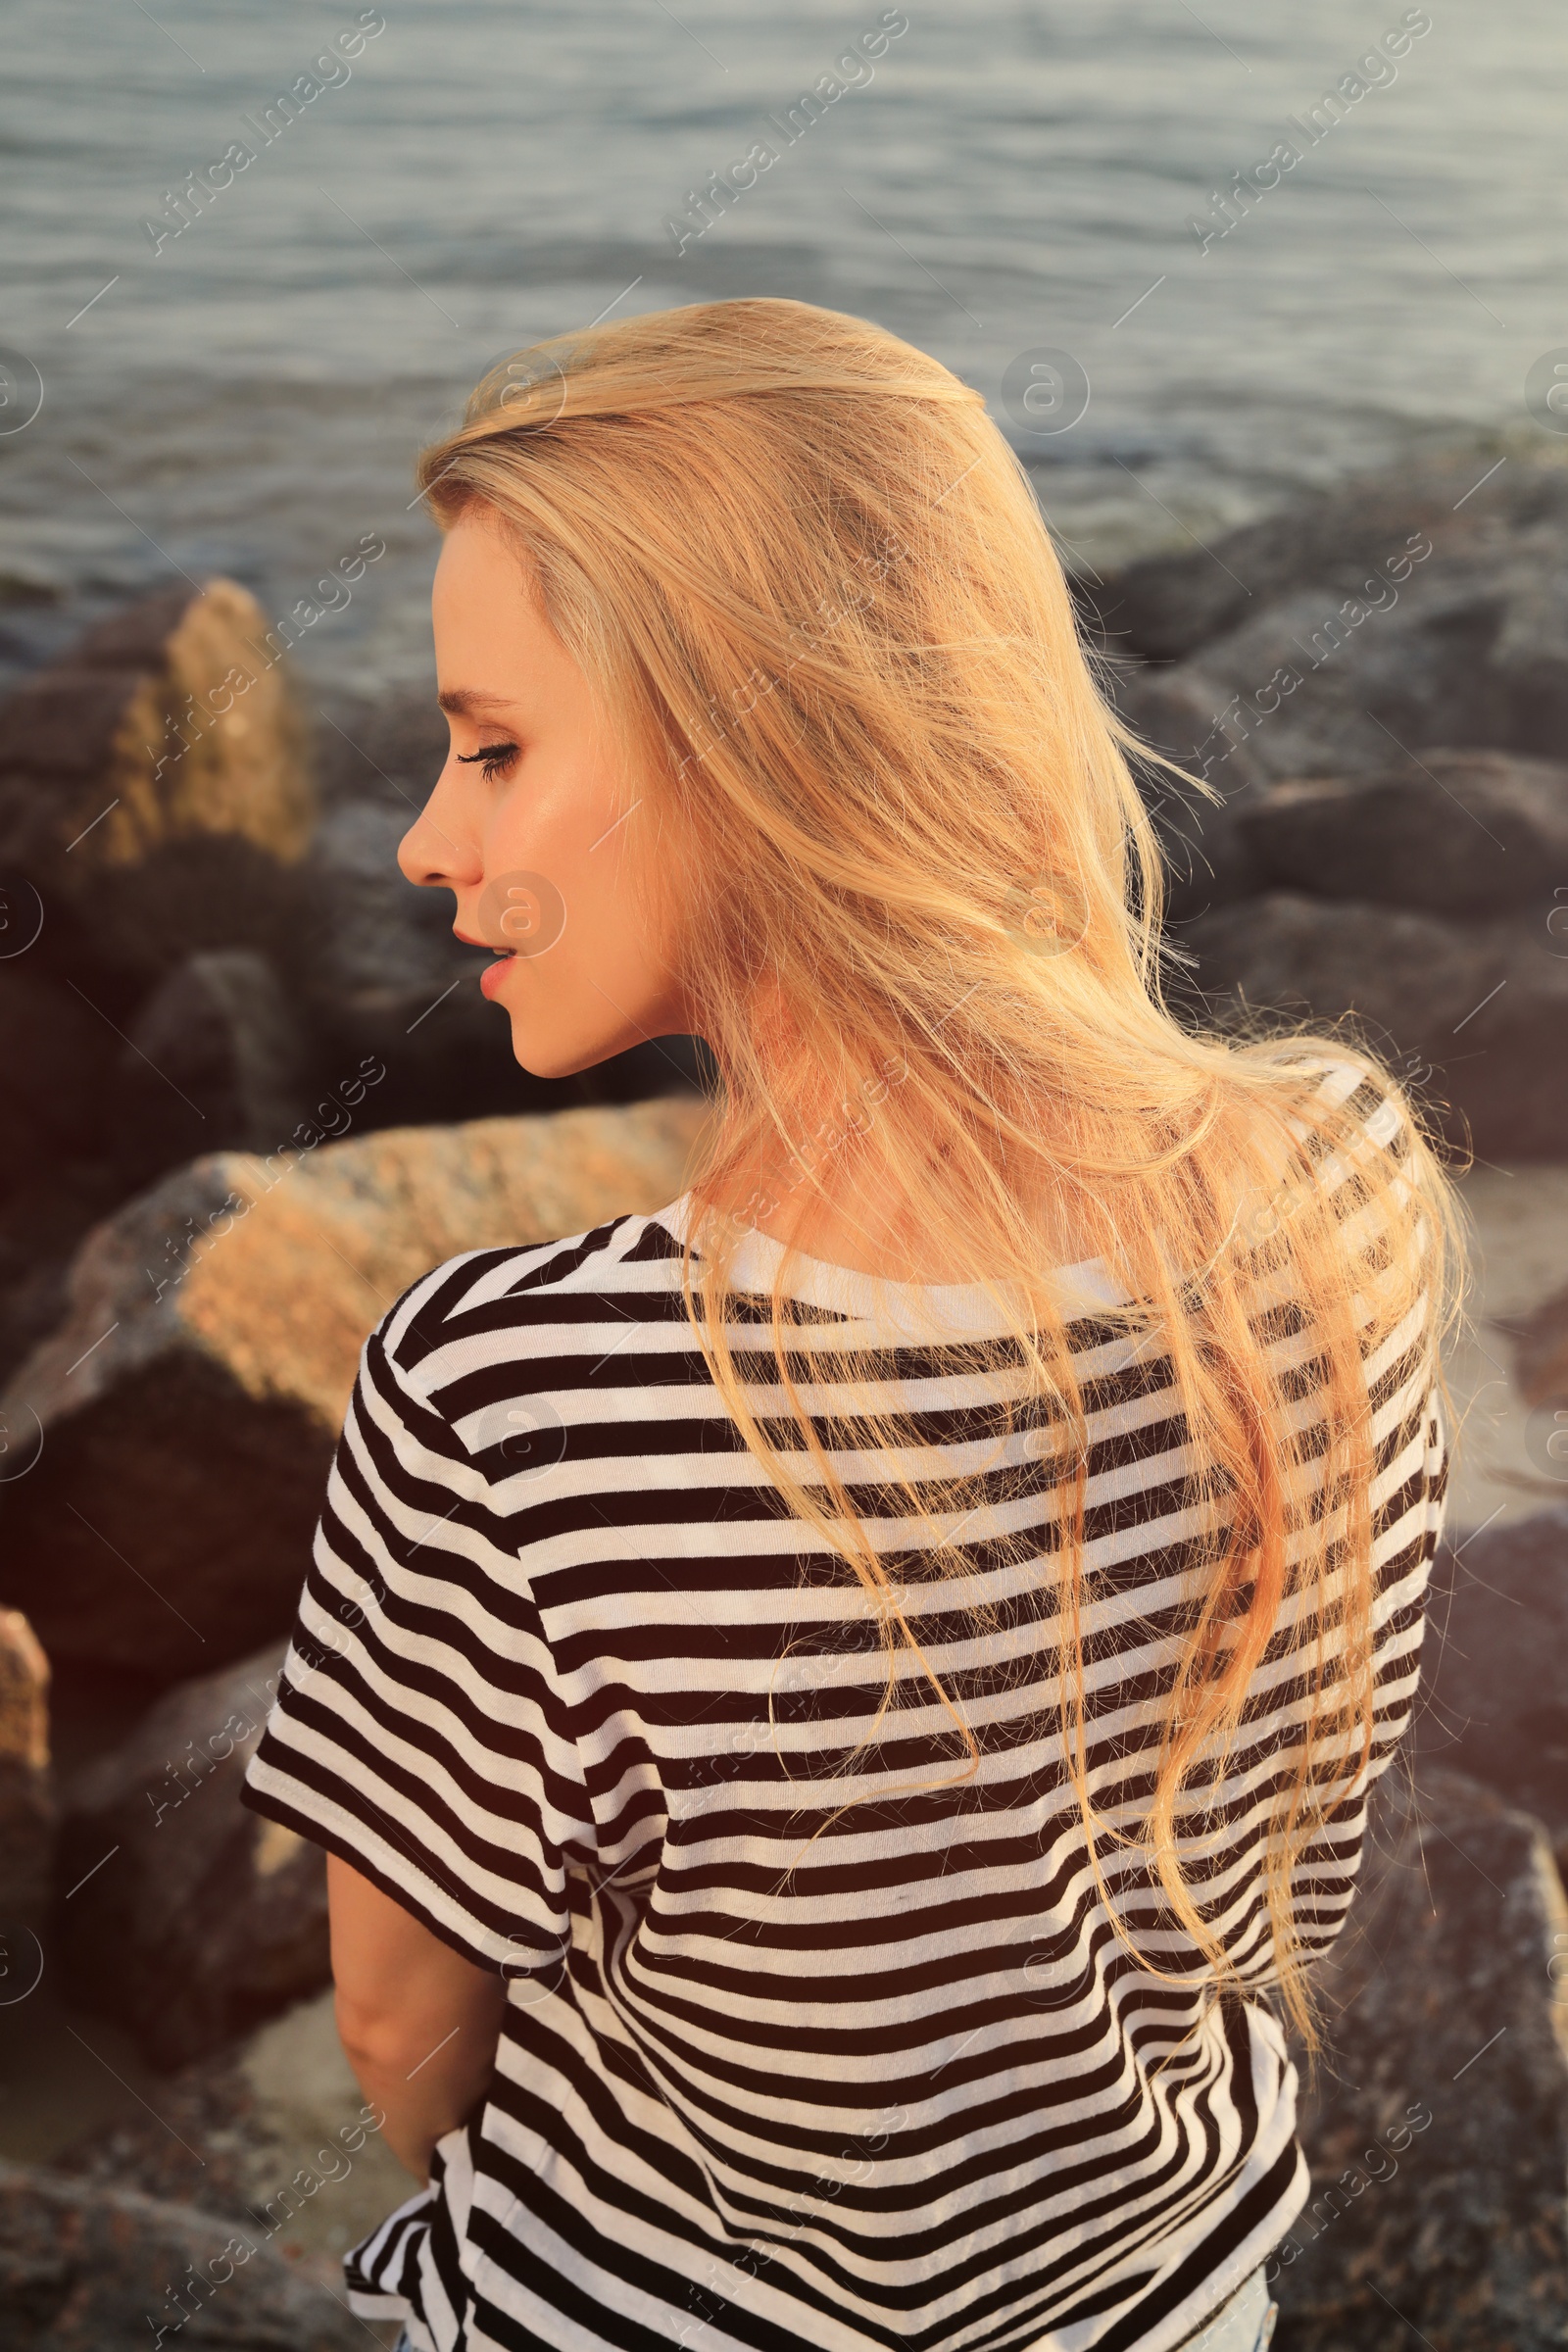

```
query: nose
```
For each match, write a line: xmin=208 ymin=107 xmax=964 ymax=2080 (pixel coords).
xmin=397 ymin=777 xmax=478 ymax=893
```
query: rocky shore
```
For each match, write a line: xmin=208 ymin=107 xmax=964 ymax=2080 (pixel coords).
xmin=1078 ymin=444 xmax=1568 ymax=1160
xmin=1 ymin=451 xmax=1566 ymax=2346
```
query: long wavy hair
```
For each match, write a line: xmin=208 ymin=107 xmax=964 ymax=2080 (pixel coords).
xmin=415 ymin=297 xmax=1467 ymax=2051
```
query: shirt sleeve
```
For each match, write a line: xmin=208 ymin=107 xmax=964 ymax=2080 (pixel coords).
xmin=1235 ymin=1061 xmax=1450 ymax=1975
xmin=1267 ymin=1302 xmax=1446 ymax=1973
xmin=240 ymin=1261 xmax=595 ymax=1980
xmin=1310 ymin=1059 xmax=1449 ymax=1812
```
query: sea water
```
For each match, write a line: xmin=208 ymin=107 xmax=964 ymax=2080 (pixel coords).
xmin=0 ymin=0 xmax=1559 ymax=705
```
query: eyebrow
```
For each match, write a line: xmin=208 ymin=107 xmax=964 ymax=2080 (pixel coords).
xmin=437 ymin=687 xmax=521 ymax=718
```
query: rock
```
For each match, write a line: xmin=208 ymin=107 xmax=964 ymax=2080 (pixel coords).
xmin=1078 ymin=445 xmax=1540 ymax=663
xmin=1276 ymin=1767 xmax=1568 ymax=2351
xmin=297 ymin=797 xmax=465 ymax=1000
xmin=1235 ymin=750 xmax=1568 ymax=918
xmin=53 ymin=1987 xmax=411 ymax=2286
xmin=0 ymin=1096 xmax=710 ymax=1685
xmin=1182 ymin=891 xmax=1568 ymax=1157
xmin=1121 ymin=568 xmax=1509 ymax=790
xmin=312 ymin=686 xmax=448 ymax=814
xmin=55 ymin=1639 xmax=327 ymax=2070
xmin=1500 ymin=1281 xmax=1568 ymax=1410
xmin=0 ymin=2159 xmax=368 ymax=2349
xmin=0 ymin=967 xmax=119 ymax=1199
xmin=1104 ymin=560 xmax=1518 ymax=786
xmin=0 ymin=1174 xmax=128 ymax=1404
xmin=112 ymin=952 xmax=311 ymax=1186
xmin=1414 ymin=1507 xmax=1568 ymax=1873
xmin=0 ymin=578 xmax=315 ymax=978
xmin=1084 ymin=451 xmax=1568 ymax=788
xmin=319 ymin=973 xmax=712 ymax=1134
xmin=0 ymin=1611 xmax=52 ymax=1934
xmin=314 ymin=969 xmax=564 ymax=1131
xmin=1109 ymin=666 xmax=1269 ymax=923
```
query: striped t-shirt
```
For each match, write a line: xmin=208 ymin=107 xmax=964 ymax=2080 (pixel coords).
xmin=241 ymin=1068 xmax=1446 ymax=2352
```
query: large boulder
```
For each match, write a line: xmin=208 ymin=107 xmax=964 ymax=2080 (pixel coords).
xmin=54 ymin=1986 xmax=410 ymax=2281
xmin=1086 ymin=453 xmax=1568 ymax=818
xmin=296 ymin=795 xmax=461 ymax=1000
xmin=55 ymin=1639 xmax=326 ymax=2069
xmin=1181 ymin=891 xmax=1568 ymax=1157
xmin=311 ymin=686 xmax=448 ymax=814
xmin=1086 ymin=449 xmax=1568 ymax=714
xmin=1077 ymin=447 xmax=1525 ymax=666
xmin=1113 ymin=668 xmax=1270 ymax=924
xmin=0 ymin=1096 xmax=710 ymax=1685
xmin=1277 ymin=1767 xmax=1568 ymax=2351
xmin=315 ymin=976 xmax=712 ymax=1135
xmin=111 ymin=950 xmax=312 ymax=1186
xmin=1501 ymin=1280 xmax=1568 ymax=1418
xmin=1414 ymin=1507 xmax=1568 ymax=1873
xmin=1235 ymin=750 xmax=1568 ymax=918
xmin=0 ymin=967 xmax=119 ymax=1201
xmin=0 ymin=579 xmax=315 ymax=978
xmin=0 ymin=1610 xmax=52 ymax=1936
xmin=0 ymin=2161 xmax=367 ymax=2349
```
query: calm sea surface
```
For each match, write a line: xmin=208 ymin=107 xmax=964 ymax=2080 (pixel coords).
xmin=0 ymin=0 xmax=1560 ymax=703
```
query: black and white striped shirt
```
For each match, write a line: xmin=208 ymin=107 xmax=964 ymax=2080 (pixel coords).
xmin=242 ymin=1065 xmax=1446 ymax=2352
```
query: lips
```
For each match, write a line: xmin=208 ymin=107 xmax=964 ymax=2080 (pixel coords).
xmin=478 ymin=951 xmax=515 ymax=1000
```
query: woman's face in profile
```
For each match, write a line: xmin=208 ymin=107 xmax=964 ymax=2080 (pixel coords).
xmin=398 ymin=507 xmax=692 ymax=1079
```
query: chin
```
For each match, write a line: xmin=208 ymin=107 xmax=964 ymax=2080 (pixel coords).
xmin=503 ymin=1009 xmax=631 ymax=1082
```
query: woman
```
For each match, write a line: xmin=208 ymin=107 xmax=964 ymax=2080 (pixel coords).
xmin=242 ymin=298 xmax=1459 ymax=2352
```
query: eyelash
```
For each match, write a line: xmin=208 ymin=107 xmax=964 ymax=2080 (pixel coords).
xmin=457 ymin=740 xmax=518 ymax=782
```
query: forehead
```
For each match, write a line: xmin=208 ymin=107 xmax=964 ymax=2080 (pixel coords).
xmin=431 ymin=512 xmax=548 ymax=682
xmin=433 ymin=506 xmax=528 ymax=595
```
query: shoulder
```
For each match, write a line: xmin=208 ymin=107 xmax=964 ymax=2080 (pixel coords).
xmin=363 ymin=1200 xmax=692 ymax=1420
xmin=1222 ymin=1051 xmax=1440 ymax=1340
xmin=1260 ymin=1050 xmax=1423 ymax=1211
xmin=1253 ymin=1052 xmax=1448 ymax=1365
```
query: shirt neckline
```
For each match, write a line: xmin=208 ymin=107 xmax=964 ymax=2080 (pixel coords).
xmin=647 ymin=1193 xmax=1131 ymax=1334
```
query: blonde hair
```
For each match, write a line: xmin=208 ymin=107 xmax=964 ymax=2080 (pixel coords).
xmin=416 ymin=297 xmax=1467 ymax=2051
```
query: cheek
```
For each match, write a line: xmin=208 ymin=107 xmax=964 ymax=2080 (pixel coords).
xmin=481 ymin=763 xmax=593 ymax=893
xmin=487 ymin=769 xmax=662 ymax=971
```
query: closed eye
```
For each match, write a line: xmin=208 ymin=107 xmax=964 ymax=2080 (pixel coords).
xmin=457 ymin=740 xmax=519 ymax=782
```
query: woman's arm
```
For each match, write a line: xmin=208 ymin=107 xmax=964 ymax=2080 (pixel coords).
xmin=326 ymin=1852 xmax=509 ymax=2181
